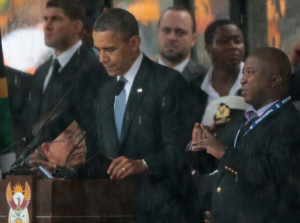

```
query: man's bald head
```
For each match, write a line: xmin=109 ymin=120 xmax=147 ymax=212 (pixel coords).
xmin=241 ymin=47 xmax=292 ymax=109
xmin=249 ymin=47 xmax=292 ymax=89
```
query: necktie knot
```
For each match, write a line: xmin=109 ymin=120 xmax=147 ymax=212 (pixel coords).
xmin=120 ymin=76 xmax=127 ymax=84
xmin=244 ymin=111 xmax=258 ymax=125
xmin=52 ymin=59 xmax=60 ymax=72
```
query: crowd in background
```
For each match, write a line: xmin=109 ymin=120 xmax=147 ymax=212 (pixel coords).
xmin=3 ymin=0 xmax=300 ymax=222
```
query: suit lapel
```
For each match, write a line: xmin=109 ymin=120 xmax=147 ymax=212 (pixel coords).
xmin=98 ymin=78 xmax=120 ymax=156
xmin=119 ymin=57 xmax=149 ymax=145
xmin=31 ymin=60 xmax=51 ymax=115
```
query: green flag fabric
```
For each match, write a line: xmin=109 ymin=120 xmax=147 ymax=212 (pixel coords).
xmin=0 ymin=70 xmax=16 ymax=178
xmin=0 ymin=28 xmax=16 ymax=178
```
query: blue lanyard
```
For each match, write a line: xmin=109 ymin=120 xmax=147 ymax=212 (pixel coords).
xmin=233 ymin=96 xmax=291 ymax=148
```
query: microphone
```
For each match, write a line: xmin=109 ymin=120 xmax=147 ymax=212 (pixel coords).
xmin=9 ymin=61 xmax=93 ymax=171
xmin=10 ymin=111 xmax=74 ymax=170
xmin=60 ymin=79 xmax=125 ymax=176
xmin=0 ymin=134 xmax=35 ymax=157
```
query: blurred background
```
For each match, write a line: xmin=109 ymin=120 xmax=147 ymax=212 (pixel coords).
xmin=0 ymin=0 xmax=299 ymax=73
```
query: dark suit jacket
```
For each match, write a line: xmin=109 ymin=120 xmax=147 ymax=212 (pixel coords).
xmin=6 ymin=66 xmax=32 ymax=124
xmin=21 ymin=45 xmax=108 ymax=134
xmin=96 ymin=55 xmax=200 ymax=223
xmin=211 ymin=101 xmax=300 ymax=223
xmin=289 ymin=66 xmax=300 ymax=101
xmin=182 ymin=60 xmax=207 ymax=136
xmin=182 ymin=59 xmax=207 ymax=85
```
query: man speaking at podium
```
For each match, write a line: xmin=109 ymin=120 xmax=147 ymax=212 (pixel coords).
xmin=92 ymin=8 xmax=199 ymax=223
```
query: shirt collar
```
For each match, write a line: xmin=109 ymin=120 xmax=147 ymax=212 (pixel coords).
xmin=201 ymin=62 xmax=244 ymax=101
xmin=52 ymin=40 xmax=82 ymax=69
xmin=245 ymin=99 xmax=280 ymax=118
xmin=157 ymin=57 xmax=190 ymax=73
xmin=117 ymin=52 xmax=143 ymax=83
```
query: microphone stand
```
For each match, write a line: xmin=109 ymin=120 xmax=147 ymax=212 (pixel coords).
xmin=8 ymin=73 xmax=83 ymax=175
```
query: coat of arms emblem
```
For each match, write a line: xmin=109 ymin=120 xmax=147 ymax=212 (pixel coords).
xmin=6 ymin=182 xmax=31 ymax=223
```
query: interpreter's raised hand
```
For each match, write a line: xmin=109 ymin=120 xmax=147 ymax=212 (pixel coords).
xmin=192 ymin=124 xmax=227 ymax=159
xmin=192 ymin=122 xmax=201 ymax=141
xmin=107 ymin=156 xmax=147 ymax=180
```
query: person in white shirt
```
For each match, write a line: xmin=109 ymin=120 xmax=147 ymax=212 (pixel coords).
xmin=201 ymin=19 xmax=245 ymax=106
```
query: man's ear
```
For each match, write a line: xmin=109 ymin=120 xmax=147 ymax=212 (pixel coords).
xmin=191 ymin=33 xmax=197 ymax=47
xmin=41 ymin=143 xmax=51 ymax=159
xmin=271 ymin=74 xmax=282 ymax=87
xmin=205 ymin=44 xmax=212 ymax=57
xmin=73 ymin=20 xmax=84 ymax=35
xmin=130 ymin=35 xmax=141 ymax=51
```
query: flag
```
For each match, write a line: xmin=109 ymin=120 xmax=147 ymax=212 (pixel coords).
xmin=0 ymin=28 xmax=16 ymax=178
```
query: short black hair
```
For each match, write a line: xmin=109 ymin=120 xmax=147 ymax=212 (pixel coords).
xmin=93 ymin=8 xmax=139 ymax=40
xmin=204 ymin=19 xmax=240 ymax=45
xmin=158 ymin=6 xmax=196 ymax=33
xmin=250 ymin=47 xmax=292 ymax=78
xmin=46 ymin=0 xmax=86 ymax=24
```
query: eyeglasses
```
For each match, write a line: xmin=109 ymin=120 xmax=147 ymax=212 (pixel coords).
xmin=50 ymin=130 xmax=86 ymax=144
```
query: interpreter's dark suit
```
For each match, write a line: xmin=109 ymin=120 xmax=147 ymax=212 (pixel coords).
xmin=211 ymin=101 xmax=300 ymax=223
xmin=96 ymin=55 xmax=200 ymax=223
xmin=22 ymin=45 xmax=107 ymax=134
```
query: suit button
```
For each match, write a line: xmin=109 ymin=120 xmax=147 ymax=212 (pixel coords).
xmin=217 ymin=187 xmax=221 ymax=193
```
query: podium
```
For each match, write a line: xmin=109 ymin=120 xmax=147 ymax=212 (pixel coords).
xmin=0 ymin=175 xmax=138 ymax=223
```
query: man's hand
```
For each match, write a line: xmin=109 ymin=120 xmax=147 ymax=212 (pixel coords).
xmin=107 ymin=156 xmax=147 ymax=180
xmin=192 ymin=122 xmax=216 ymax=142
xmin=192 ymin=124 xmax=226 ymax=159
xmin=191 ymin=122 xmax=217 ymax=151
xmin=29 ymin=149 xmax=57 ymax=174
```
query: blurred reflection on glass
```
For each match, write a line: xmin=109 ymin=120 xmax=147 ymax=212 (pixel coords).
xmin=0 ymin=0 xmax=51 ymax=74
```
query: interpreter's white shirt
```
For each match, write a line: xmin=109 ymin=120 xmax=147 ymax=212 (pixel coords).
xmin=43 ymin=40 xmax=82 ymax=91
xmin=116 ymin=52 xmax=143 ymax=103
xmin=158 ymin=57 xmax=190 ymax=73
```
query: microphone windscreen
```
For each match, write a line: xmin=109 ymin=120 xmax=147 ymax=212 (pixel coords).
xmin=113 ymin=80 xmax=125 ymax=96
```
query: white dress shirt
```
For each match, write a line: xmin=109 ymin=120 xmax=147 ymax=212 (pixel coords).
xmin=43 ymin=40 xmax=82 ymax=91
xmin=201 ymin=62 xmax=244 ymax=105
xmin=116 ymin=52 xmax=143 ymax=103
xmin=157 ymin=57 xmax=190 ymax=73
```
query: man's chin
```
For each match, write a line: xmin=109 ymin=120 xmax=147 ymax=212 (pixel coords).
xmin=161 ymin=54 xmax=186 ymax=64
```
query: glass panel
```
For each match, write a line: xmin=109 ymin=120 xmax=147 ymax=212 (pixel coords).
xmin=0 ymin=0 xmax=51 ymax=74
xmin=194 ymin=0 xmax=230 ymax=67
xmin=114 ymin=0 xmax=230 ymax=67
xmin=114 ymin=0 xmax=173 ymax=60
xmin=266 ymin=0 xmax=300 ymax=61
